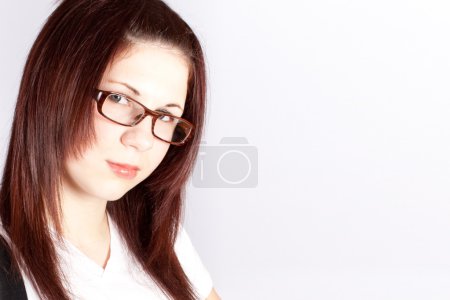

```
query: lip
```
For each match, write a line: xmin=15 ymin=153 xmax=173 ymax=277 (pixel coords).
xmin=107 ymin=160 xmax=141 ymax=171
xmin=106 ymin=160 xmax=140 ymax=179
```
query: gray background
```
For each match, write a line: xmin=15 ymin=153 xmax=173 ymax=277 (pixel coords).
xmin=2 ymin=1 xmax=450 ymax=299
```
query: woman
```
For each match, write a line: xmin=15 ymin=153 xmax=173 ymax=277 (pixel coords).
xmin=0 ymin=0 xmax=221 ymax=299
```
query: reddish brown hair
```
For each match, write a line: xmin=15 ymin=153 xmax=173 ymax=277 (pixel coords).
xmin=0 ymin=0 xmax=207 ymax=299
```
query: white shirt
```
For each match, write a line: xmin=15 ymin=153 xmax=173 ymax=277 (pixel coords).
xmin=1 ymin=213 xmax=213 ymax=300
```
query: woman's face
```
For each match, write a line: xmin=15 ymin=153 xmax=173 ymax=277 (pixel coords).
xmin=61 ymin=41 xmax=190 ymax=202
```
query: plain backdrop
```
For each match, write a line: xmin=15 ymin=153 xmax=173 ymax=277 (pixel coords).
xmin=2 ymin=1 xmax=450 ymax=299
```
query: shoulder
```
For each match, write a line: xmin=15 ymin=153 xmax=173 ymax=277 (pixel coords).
xmin=174 ymin=225 xmax=214 ymax=300
xmin=0 ymin=221 xmax=28 ymax=300
xmin=0 ymin=221 xmax=13 ymax=260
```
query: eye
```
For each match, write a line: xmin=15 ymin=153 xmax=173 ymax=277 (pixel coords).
xmin=155 ymin=109 xmax=178 ymax=122
xmin=157 ymin=113 xmax=176 ymax=123
xmin=108 ymin=93 xmax=129 ymax=105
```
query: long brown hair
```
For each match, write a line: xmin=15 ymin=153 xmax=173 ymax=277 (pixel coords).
xmin=0 ymin=0 xmax=207 ymax=299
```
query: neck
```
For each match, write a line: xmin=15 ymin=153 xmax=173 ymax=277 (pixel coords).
xmin=58 ymin=185 xmax=110 ymax=247
xmin=62 ymin=199 xmax=109 ymax=246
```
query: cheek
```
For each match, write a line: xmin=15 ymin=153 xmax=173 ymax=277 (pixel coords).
xmin=140 ymin=143 xmax=171 ymax=176
xmin=156 ymin=142 xmax=171 ymax=162
xmin=93 ymin=116 xmax=123 ymax=147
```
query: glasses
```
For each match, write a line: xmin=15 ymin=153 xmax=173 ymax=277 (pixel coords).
xmin=93 ymin=89 xmax=194 ymax=146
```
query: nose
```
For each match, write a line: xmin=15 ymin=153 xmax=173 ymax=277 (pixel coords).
xmin=120 ymin=115 xmax=155 ymax=152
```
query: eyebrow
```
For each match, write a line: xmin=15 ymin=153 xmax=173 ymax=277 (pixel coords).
xmin=107 ymin=80 xmax=184 ymax=111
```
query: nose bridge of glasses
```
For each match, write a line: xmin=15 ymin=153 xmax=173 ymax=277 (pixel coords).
xmin=131 ymin=110 xmax=155 ymax=127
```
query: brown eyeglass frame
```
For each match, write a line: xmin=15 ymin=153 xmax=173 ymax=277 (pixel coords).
xmin=93 ymin=89 xmax=194 ymax=146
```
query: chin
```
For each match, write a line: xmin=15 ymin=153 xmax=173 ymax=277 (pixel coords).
xmin=95 ymin=183 xmax=135 ymax=201
xmin=100 ymin=190 xmax=129 ymax=201
xmin=88 ymin=169 xmax=149 ymax=201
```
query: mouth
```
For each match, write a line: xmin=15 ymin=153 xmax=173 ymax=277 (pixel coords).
xmin=106 ymin=160 xmax=140 ymax=179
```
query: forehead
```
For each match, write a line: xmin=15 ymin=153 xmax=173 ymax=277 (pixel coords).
xmin=101 ymin=41 xmax=190 ymax=109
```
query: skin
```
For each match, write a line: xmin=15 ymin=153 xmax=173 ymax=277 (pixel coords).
xmin=57 ymin=40 xmax=220 ymax=299
xmin=206 ymin=288 xmax=222 ymax=300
